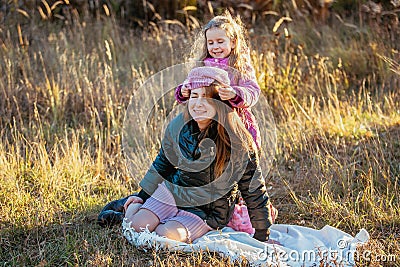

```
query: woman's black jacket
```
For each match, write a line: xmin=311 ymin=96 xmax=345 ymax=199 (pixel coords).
xmin=137 ymin=113 xmax=272 ymax=240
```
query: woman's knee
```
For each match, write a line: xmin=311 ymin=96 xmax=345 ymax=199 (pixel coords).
xmin=129 ymin=208 xmax=160 ymax=232
xmin=155 ymin=221 xmax=188 ymax=242
xmin=124 ymin=203 xmax=142 ymax=222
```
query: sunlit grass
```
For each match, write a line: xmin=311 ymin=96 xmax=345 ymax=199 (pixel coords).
xmin=1 ymin=11 xmax=399 ymax=266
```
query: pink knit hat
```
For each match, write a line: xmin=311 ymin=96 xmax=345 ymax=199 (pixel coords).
xmin=184 ymin=66 xmax=230 ymax=89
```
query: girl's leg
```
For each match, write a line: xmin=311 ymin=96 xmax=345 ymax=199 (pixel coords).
xmin=155 ymin=221 xmax=188 ymax=242
xmin=124 ymin=203 xmax=142 ymax=223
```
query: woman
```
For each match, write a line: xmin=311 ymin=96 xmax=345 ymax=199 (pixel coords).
xmin=123 ymin=66 xmax=274 ymax=243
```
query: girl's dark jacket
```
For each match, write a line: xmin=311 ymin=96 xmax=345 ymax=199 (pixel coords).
xmin=137 ymin=113 xmax=272 ymax=240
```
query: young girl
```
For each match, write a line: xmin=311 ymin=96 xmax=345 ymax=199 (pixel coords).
xmin=175 ymin=10 xmax=262 ymax=149
xmin=174 ymin=11 xmax=278 ymax=235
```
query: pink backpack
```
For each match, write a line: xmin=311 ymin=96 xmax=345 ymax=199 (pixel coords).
xmin=227 ymin=197 xmax=278 ymax=235
xmin=227 ymin=197 xmax=255 ymax=235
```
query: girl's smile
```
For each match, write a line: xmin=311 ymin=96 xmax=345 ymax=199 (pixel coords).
xmin=206 ymin=28 xmax=235 ymax=59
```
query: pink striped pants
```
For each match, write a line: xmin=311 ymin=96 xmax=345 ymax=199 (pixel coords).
xmin=140 ymin=182 xmax=212 ymax=242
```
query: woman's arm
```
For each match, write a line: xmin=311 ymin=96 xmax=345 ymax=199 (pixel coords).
xmin=138 ymin=120 xmax=178 ymax=201
xmin=237 ymin=156 xmax=272 ymax=241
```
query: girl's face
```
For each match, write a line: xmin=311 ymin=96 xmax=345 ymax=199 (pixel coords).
xmin=188 ymin=87 xmax=217 ymax=130
xmin=206 ymin=27 xmax=235 ymax=59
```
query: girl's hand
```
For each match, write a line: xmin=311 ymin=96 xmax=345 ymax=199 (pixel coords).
xmin=181 ymin=85 xmax=190 ymax=98
xmin=123 ymin=196 xmax=144 ymax=211
xmin=218 ymin=86 xmax=236 ymax=100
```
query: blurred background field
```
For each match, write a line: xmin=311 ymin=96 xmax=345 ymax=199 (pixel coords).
xmin=0 ymin=0 xmax=399 ymax=266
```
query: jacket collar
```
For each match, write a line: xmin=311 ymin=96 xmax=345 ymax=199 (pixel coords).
xmin=187 ymin=119 xmax=218 ymax=140
xmin=204 ymin=57 xmax=229 ymax=66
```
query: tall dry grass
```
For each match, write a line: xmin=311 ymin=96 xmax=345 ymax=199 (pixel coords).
xmin=1 ymin=10 xmax=399 ymax=267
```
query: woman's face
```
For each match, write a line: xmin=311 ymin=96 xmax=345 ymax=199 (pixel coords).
xmin=188 ymin=87 xmax=217 ymax=130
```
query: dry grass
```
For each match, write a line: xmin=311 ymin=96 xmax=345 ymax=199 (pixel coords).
xmin=1 ymin=9 xmax=399 ymax=267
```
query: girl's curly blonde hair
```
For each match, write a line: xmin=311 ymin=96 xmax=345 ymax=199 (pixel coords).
xmin=190 ymin=10 xmax=252 ymax=77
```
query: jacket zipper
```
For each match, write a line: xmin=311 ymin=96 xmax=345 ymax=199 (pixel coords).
xmin=207 ymin=146 xmax=214 ymax=222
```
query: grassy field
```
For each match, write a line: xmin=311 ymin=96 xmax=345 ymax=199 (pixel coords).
xmin=1 ymin=7 xmax=400 ymax=267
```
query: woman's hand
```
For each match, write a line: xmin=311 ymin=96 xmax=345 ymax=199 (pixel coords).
xmin=265 ymin=239 xmax=282 ymax=246
xmin=218 ymin=86 xmax=236 ymax=100
xmin=123 ymin=195 xmax=144 ymax=211
xmin=181 ymin=84 xmax=190 ymax=98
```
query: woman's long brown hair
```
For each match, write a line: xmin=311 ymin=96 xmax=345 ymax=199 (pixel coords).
xmin=184 ymin=84 xmax=257 ymax=178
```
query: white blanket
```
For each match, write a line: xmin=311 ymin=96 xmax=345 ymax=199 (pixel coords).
xmin=123 ymin=220 xmax=369 ymax=266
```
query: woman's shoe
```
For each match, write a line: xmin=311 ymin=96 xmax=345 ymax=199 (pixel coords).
xmin=97 ymin=194 xmax=135 ymax=227
xmin=97 ymin=210 xmax=125 ymax=227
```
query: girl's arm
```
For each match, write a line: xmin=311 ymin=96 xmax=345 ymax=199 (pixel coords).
xmin=228 ymin=63 xmax=261 ymax=109
xmin=175 ymin=84 xmax=189 ymax=103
